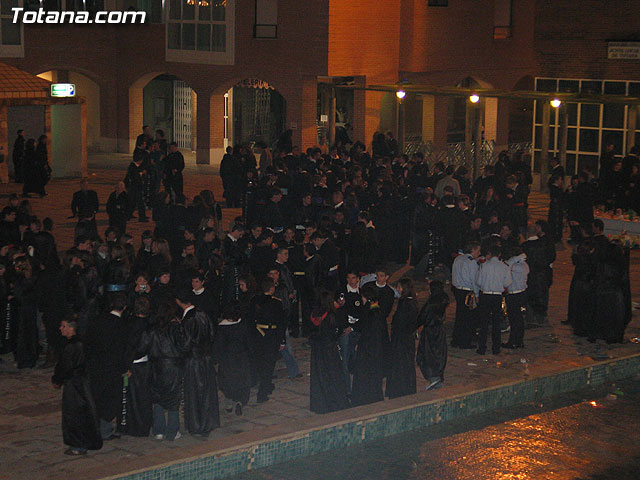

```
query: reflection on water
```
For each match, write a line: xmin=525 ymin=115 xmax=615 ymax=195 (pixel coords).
xmin=231 ymin=380 xmax=640 ymax=480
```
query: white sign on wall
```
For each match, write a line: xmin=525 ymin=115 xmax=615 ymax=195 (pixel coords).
xmin=608 ymin=42 xmax=640 ymax=60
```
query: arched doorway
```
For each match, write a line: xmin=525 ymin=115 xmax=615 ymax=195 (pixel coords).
xmin=226 ymin=79 xmax=285 ymax=147
xmin=129 ymin=73 xmax=197 ymax=154
xmin=37 ymin=70 xmax=101 ymax=152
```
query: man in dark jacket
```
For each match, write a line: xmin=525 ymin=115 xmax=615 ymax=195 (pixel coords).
xmin=165 ymin=142 xmax=185 ymax=197
xmin=522 ymin=224 xmax=554 ymax=326
xmin=71 ymin=179 xmax=100 ymax=240
xmin=247 ymin=278 xmax=286 ymax=403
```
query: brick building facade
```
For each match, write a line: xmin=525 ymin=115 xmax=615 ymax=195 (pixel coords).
xmin=0 ymin=0 xmax=638 ymax=167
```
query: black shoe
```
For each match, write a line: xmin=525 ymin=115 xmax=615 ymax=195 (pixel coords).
xmin=235 ymin=403 xmax=242 ymax=416
xmin=104 ymin=434 xmax=121 ymax=441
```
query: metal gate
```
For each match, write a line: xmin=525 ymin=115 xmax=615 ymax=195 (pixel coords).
xmin=173 ymin=80 xmax=192 ymax=150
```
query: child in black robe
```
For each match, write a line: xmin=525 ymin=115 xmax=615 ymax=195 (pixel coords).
xmin=52 ymin=319 xmax=102 ymax=455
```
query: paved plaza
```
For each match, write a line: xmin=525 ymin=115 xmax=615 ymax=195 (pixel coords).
xmin=0 ymin=155 xmax=639 ymax=480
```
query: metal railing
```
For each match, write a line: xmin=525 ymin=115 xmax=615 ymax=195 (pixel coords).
xmin=404 ymin=137 xmax=496 ymax=168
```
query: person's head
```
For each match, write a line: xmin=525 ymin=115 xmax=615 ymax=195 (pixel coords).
xmin=2 ymin=207 xmax=15 ymax=222
xmin=116 ymin=181 xmax=125 ymax=194
xmin=152 ymin=238 xmax=171 ymax=261
xmin=17 ymin=129 xmax=24 ymax=137
xmin=499 ymin=223 xmax=513 ymax=239
xmin=360 ymin=283 xmax=379 ymax=304
xmin=169 ymin=142 xmax=178 ymax=153
xmin=486 ymin=243 xmax=501 ymax=259
xmin=375 ymin=268 xmax=389 ymax=286
xmin=346 ymin=271 xmax=360 ymax=289
xmin=470 ymin=215 xmax=482 ymax=231
xmin=182 ymin=240 xmax=196 ymax=257
xmin=269 ymin=188 xmax=283 ymax=203
xmin=526 ymin=224 xmax=538 ymax=238
xmin=142 ymin=125 xmax=150 ymax=136
xmin=134 ymin=296 xmax=151 ymax=317
xmin=302 ymin=194 xmax=312 ymax=206
xmin=111 ymin=293 xmax=128 ymax=312
xmin=613 ymin=160 xmax=622 ymax=172
xmin=397 ymin=277 xmax=415 ymax=298
xmin=59 ymin=319 xmax=78 ymax=339
xmin=466 ymin=241 xmax=481 ymax=259
xmin=276 ymin=247 xmax=289 ymax=264
xmin=191 ymin=272 xmax=206 ymax=292
xmin=158 ymin=270 xmax=171 ymax=285
xmin=261 ymin=277 xmax=276 ymax=296
xmin=75 ymin=235 xmax=92 ymax=252
xmin=267 ymin=266 xmax=281 ymax=284
xmin=135 ymin=272 xmax=150 ymax=289
xmin=155 ymin=129 xmax=165 ymax=139
xmin=229 ymin=223 xmax=245 ymax=240
xmin=592 ymin=219 xmax=604 ymax=235
xmin=317 ymin=289 xmax=336 ymax=314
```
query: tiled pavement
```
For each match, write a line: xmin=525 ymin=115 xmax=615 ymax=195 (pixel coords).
xmin=0 ymin=154 xmax=639 ymax=479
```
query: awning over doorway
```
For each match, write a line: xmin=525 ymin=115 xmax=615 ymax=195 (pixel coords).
xmin=0 ymin=61 xmax=50 ymax=99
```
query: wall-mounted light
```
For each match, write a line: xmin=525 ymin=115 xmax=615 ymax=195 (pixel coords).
xmin=469 ymin=94 xmax=480 ymax=104
xmin=396 ymin=90 xmax=406 ymax=100
xmin=550 ymin=98 xmax=562 ymax=108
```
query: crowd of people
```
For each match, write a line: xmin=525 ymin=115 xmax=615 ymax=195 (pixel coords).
xmin=0 ymin=128 xmax=635 ymax=457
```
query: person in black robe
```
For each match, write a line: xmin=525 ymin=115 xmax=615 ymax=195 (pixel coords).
xmin=213 ymin=302 xmax=252 ymax=416
xmin=522 ymin=224 xmax=555 ymax=326
xmin=52 ymin=319 xmax=103 ymax=456
xmin=594 ymin=242 xmax=628 ymax=344
xmin=566 ymin=240 xmax=596 ymax=334
xmin=116 ymin=297 xmax=152 ymax=437
xmin=124 ymin=150 xmax=149 ymax=222
xmin=351 ymin=283 xmax=386 ymax=407
xmin=12 ymin=256 xmax=40 ymax=369
xmin=247 ymin=278 xmax=287 ymax=403
xmin=22 ymin=136 xmax=50 ymax=197
xmin=140 ymin=300 xmax=186 ymax=441
xmin=416 ymin=280 xmax=450 ymax=391
xmin=12 ymin=129 xmax=25 ymax=183
xmin=386 ymin=278 xmax=419 ymax=399
xmin=361 ymin=268 xmax=394 ymax=376
xmin=86 ymin=294 xmax=128 ymax=440
xmin=547 ymin=174 xmax=565 ymax=243
xmin=106 ymin=182 xmax=129 ymax=235
xmin=71 ymin=179 xmax=100 ymax=241
xmin=164 ymin=142 xmax=185 ymax=197
xmin=176 ymin=289 xmax=220 ymax=437
xmin=309 ymin=291 xmax=349 ymax=414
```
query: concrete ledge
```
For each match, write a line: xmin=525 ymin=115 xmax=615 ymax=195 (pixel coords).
xmin=60 ymin=352 xmax=640 ymax=480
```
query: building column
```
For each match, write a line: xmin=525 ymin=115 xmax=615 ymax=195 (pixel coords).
xmin=484 ymin=97 xmax=509 ymax=148
xmin=124 ymin=83 xmax=142 ymax=154
xmin=627 ymin=105 xmax=638 ymax=152
xmin=210 ymin=94 xmax=225 ymax=165
xmin=282 ymin=76 xmax=317 ymax=152
xmin=539 ymin=101 xmax=551 ymax=192
xmin=100 ymin=80 xmax=118 ymax=152
xmin=421 ymin=95 xmax=449 ymax=149
xmin=195 ymin=91 xmax=211 ymax=165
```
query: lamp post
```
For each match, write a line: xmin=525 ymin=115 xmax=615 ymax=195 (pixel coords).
xmin=396 ymin=89 xmax=406 ymax=154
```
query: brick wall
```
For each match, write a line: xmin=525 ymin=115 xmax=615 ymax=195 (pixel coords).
xmin=535 ymin=0 xmax=640 ymax=81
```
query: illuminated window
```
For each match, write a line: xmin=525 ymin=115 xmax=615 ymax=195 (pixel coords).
xmin=0 ymin=0 xmax=23 ymax=57
xmin=166 ymin=0 xmax=234 ymax=64
xmin=493 ymin=0 xmax=512 ymax=39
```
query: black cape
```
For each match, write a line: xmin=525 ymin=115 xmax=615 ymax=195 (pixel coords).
xmin=416 ymin=291 xmax=449 ymax=381
xmin=52 ymin=336 xmax=103 ymax=451
xmin=182 ymin=308 xmax=220 ymax=435
xmin=309 ymin=312 xmax=349 ymax=413
xmin=386 ymin=297 xmax=419 ymax=399
xmin=351 ymin=304 xmax=386 ymax=407
xmin=213 ymin=319 xmax=252 ymax=400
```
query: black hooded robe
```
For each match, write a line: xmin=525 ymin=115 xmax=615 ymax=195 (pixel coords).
xmin=182 ymin=308 xmax=220 ymax=435
xmin=416 ymin=290 xmax=449 ymax=382
xmin=351 ymin=304 xmax=386 ymax=407
xmin=52 ymin=335 xmax=103 ymax=451
xmin=386 ymin=297 xmax=419 ymax=399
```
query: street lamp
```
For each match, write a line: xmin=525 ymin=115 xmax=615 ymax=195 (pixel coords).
xmin=469 ymin=94 xmax=480 ymax=104
xmin=550 ymin=98 xmax=562 ymax=108
xmin=396 ymin=90 xmax=406 ymax=100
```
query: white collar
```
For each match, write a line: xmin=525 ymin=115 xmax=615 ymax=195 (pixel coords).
xmin=219 ymin=318 xmax=241 ymax=326
xmin=347 ymin=284 xmax=359 ymax=293
xmin=306 ymin=255 xmax=315 ymax=261
xmin=334 ymin=201 xmax=344 ymax=209
xmin=182 ymin=305 xmax=195 ymax=319
xmin=527 ymin=236 xmax=539 ymax=241
xmin=227 ymin=233 xmax=238 ymax=242
xmin=375 ymin=282 xmax=387 ymax=288
xmin=110 ymin=310 xmax=123 ymax=318
xmin=193 ymin=287 xmax=205 ymax=295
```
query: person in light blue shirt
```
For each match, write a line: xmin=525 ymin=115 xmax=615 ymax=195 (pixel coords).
xmin=451 ymin=241 xmax=481 ymax=349
xmin=474 ymin=243 xmax=511 ymax=355
xmin=503 ymin=246 xmax=529 ymax=349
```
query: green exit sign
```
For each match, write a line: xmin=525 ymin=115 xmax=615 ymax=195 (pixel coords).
xmin=51 ymin=83 xmax=76 ymax=97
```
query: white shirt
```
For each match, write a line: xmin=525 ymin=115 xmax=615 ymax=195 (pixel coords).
xmin=182 ymin=305 xmax=195 ymax=319
xmin=193 ymin=288 xmax=205 ymax=295
xmin=110 ymin=310 xmax=123 ymax=318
